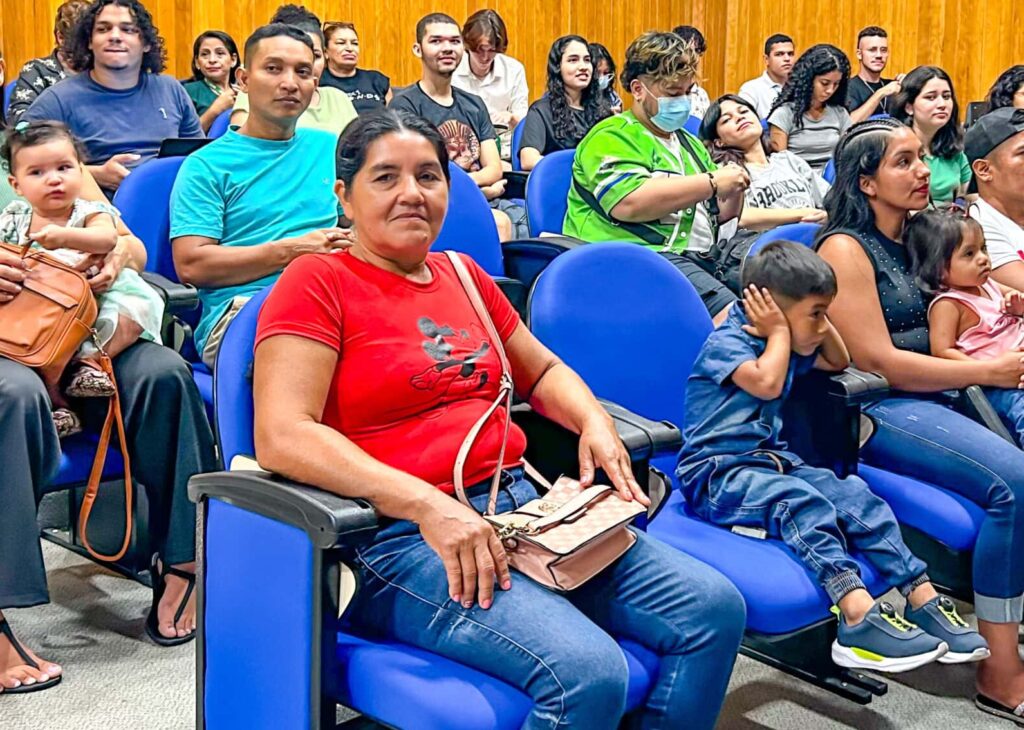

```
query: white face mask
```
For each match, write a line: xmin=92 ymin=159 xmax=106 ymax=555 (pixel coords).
xmin=598 ymin=74 xmax=613 ymax=91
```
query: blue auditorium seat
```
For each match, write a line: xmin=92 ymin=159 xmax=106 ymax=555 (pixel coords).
xmin=683 ymin=115 xmax=702 ymax=136
xmin=207 ymin=110 xmax=232 ymax=139
xmin=3 ymin=80 xmax=14 ymax=114
xmin=192 ymin=286 xmax=666 ymax=729
xmin=525 ymin=149 xmax=574 ymax=236
xmin=747 ymin=222 xmax=822 ymax=257
xmin=510 ymin=119 xmax=525 ymax=171
xmin=433 ymin=162 xmax=506 ymax=276
xmin=823 ymin=158 xmax=836 ymax=184
xmin=528 ymin=242 xmax=894 ymax=701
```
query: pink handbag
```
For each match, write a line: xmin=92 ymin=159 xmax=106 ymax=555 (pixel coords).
xmin=445 ymin=251 xmax=646 ymax=592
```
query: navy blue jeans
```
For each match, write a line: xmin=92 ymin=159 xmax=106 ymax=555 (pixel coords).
xmin=689 ymin=459 xmax=928 ymax=604
xmin=863 ymin=396 xmax=1024 ymax=623
xmin=984 ymin=387 xmax=1024 ymax=449
xmin=345 ymin=471 xmax=746 ymax=730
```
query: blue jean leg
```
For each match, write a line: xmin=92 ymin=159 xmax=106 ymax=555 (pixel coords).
xmin=789 ymin=465 xmax=928 ymax=592
xmin=984 ymin=387 xmax=1024 ymax=449
xmin=697 ymin=465 xmax=867 ymax=603
xmin=345 ymin=475 xmax=745 ymax=730
xmin=862 ymin=397 xmax=1024 ymax=623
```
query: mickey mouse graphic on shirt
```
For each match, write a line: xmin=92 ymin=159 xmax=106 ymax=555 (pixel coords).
xmin=410 ymin=316 xmax=492 ymax=396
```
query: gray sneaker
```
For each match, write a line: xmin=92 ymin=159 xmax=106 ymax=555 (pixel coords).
xmin=832 ymin=601 xmax=948 ymax=673
xmin=904 ymin=596 xmax=990 ymax=664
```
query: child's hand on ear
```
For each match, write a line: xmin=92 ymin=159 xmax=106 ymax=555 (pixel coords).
xmin=741 ymin=286 xmax=790 ymax=339
xmin=1004 ymin=289 xmax=1024 ymax=317
xmin=29 ymin=224 xmax=68 ymax=251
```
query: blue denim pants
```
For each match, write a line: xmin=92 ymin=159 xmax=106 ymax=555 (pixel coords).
xmin=345 ymin=470 xmax=746 ymax=730
xmin=863 ymin=396 xmax=1024 ymax=623
xmin=984 ymin=387 xmax=1024 ymax=449
xmin=690 ymin=458 xmax=928 ymax=604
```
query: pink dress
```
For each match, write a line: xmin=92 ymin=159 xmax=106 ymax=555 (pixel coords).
xmin=929 ymin=280 xmax=1024 ymax=359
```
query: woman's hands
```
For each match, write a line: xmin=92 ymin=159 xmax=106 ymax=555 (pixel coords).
xmin=578 ymin=414 xmax=651 ymax=506
xmin=418 ymin=492 xmax=512 ymax=610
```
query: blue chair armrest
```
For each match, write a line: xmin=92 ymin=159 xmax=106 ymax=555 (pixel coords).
xmin=188 ymin=470 xmax=378 ymax=549
xmin=502 ymin=235 xmax=585 ymax=291
xmin=141 ymin=271 xmax=199 ymax=313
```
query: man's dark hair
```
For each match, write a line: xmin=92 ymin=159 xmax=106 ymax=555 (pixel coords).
xmin=905 ymin=208 xmax=985 ymax=296
xmin=243 ymin=23 xmax=314 ymax=67
xmin=416 ymin=13 xmax=460 ymax=44
xmin=741 ymin=241 xmax=837 ymax=301
xmin=764 ymin=33 xmax=793 ymax=56
xmin=270 ymin=4 xmax=324 ymax=46
xmin=857 ymin=26 xmax=888 ymax=44
xmin=65 ymin=0 xmax=166 ymax=74
xmin=335 ymin=108 xmax=450 ymax=187
xmin=672 ymin=25 xmax=706 ymax=56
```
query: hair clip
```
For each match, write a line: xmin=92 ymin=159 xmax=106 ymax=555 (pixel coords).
xmin=13 ymin=121 xmax=29 ymax=136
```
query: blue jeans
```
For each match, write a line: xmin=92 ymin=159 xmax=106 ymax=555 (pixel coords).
xmin=984 ymin=387 xmax=1024 ymax=449
xmin=345 ymin=470 xmax=746 ymax=730
xmin=689 ymin=458 xmax=928 ymax=604
xmin=863 ymin=396 xmax=1024 ymax=623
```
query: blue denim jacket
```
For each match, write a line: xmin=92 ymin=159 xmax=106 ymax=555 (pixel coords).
xmin=677 ymin=306 xmax=817 ymax=498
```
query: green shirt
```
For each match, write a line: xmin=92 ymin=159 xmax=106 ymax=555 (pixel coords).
xmin=564 ymin=111 xmax=719 ymax=253
xmin=181 ymin=79 xmax=221 ymax=117
xmin=233 ymin=86 xmax=358 ymax=137
xmin=926 ymin=151 xmax=971 ymax=204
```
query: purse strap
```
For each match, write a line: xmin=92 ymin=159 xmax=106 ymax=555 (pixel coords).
xmin=76 ymin=349 xmax=134 ymax=562
xmin=445 ymin=251 xmax=514 ymax=516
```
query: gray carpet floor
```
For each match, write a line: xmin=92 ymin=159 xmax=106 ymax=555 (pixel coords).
xmin=0 ymin=541 xmax=1014 ymax=729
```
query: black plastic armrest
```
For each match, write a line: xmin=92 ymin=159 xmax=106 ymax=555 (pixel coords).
xmin=188 ymin=470 xmax=379 ymax=550
xmin=824 ymin=367 xmax=889 ymax=404
xmin=493 ymin=275 xmax=529 ymax=321
xmin=502 ymin=236 xmax=586 ymax=290
xmin=957 ymin=385 xmax=1015 ymax=444
xmin=596 ymin=398 xmax=682 ymax=458
xmin=141 ymin=271 xmax=199 ymax=313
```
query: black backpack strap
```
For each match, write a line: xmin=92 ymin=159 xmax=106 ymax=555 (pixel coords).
xmin=570 ymin=175 xmax=666 ymax=246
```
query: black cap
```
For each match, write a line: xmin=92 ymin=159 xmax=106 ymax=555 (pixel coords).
xmin=963 ymin=108 xmax=1024 ymax=193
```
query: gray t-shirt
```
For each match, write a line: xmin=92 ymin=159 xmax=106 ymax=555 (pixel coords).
xmin=767 ymin=103 xmax=851 ymax=173
xmin=745 ymin=151 xmax=829 ymax=210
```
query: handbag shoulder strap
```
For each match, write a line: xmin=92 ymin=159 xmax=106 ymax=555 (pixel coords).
xmin=444 ymin=251 xmax=513 ymax=516
xmin=77 ymin=351 xmax=134 ymax=562
xmin=570 ymin=176 xmax=666 ymax=246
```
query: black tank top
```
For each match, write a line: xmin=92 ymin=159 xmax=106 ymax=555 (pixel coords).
xmin=821 ymin=226 xmax=930 ymax=355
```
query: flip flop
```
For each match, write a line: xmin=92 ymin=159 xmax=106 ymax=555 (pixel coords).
xmin=144 ymin=555 xmax=196 ymax=647
xmin=976 ymin=693 xmax=1024 ymax=725
xmin=0 ymin=618 xmax=62 ymax=694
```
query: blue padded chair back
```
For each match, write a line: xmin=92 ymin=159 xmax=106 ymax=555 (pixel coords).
xmin=525 ymin=149 xmax=574 ymax=236
xmin=208 ymin=110 xmax=232 ymax=139
xmin=214 ymin=286 xmax=273 ymax=466
xmin=747 ymin=222 xmax=822 ymax=258
xmin=3 ymin=81 xmax=14 ymax=113
xmin=112 ymin=156 xmax=186 ymax=281
xmin=683 ymin=116 xmax=702 ymax=136
xmin=510 ymin=121 xmax=525 ymax=171
xmin=431 ymin=162 xmax=505 ymax=276
xmin=822 ymin=158 xmax=836 ymax=184
xmin=529 ymin=242 xmax=712 ymax=426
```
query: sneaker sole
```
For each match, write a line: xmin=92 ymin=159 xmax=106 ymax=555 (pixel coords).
xmin=939 ymin=647 xmax=991 ymax=664
xmin=831 ymin=640 xmax=948 ymax=673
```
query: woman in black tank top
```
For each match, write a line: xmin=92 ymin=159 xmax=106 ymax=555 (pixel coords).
xmin=818 ymin=118 xmax=1024 ymax=718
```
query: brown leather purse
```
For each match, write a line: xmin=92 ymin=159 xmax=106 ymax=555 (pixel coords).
xmin=445 ymin=251 xmax=645 ymax=591
xmin=0 ymin=242 xmax=134 ymax=562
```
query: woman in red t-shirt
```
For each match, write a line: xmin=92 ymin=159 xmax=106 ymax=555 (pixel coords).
xmin=253 ymin=109 xmax=745 ymax=729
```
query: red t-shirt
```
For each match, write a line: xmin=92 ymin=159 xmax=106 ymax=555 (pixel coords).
xmin=255 ymin=251 xmax=527 ymax=493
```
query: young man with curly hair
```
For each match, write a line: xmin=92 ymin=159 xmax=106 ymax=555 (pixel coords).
xmin=23 ymin=0 xmax=202 ymax=192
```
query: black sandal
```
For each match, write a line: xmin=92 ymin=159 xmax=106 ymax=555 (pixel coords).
xmin=0 ymin=618 xmax=62 ymax=694
xmin=977 ymin=693 xmax=1024 ymax=726
xmin=144 ymin=556 xmax=196 ymax=647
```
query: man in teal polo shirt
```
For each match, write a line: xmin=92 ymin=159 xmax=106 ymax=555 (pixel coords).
xmin=565 ymin=31 xmax=750 ymax=321
xmin=171 ymin=23 xmax=350 ymax=367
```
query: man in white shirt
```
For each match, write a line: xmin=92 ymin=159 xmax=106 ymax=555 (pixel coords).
xmin=452 ymin=9 xmax=528 ymax=161
xmin=738 ymin=34 xmax=795 ymax=119
xmin=967 ymin=107 xmax=1024 ymax=290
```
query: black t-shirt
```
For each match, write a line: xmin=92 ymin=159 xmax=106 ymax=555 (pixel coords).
xmin=519 ymin=96 xmax=589 ymax=157
xmin=845 ymin=76 xmax=894 ymax=116
xmin=320 ymin=68 xmax=390 ymax=114
xmin=389 ymin=83 xmax=495 ymax=171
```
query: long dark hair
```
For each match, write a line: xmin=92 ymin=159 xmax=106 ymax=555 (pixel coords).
xmin=891 ymin=66 xmax=963 ymax=159
xmin=545 ymin=35 xmax=611 ymax=147
xmin=904 ymin=207 xmax=985 ymax=296
xmin=66 ymin=0 xmax=166 ymax=73
xmin=986 ymin=65 xmax=1024 ymax=114
xmin=819 ymin=117 xmax=906 ymax=239
xmin=190 ymin=30 xmax=239 ymax=84
xmin=770 ymin=43 xmax=850 ymax=129
xmin=699 ymin=94 xmax=771 ymax=168
xmin=335 ymin=109 xmax=450 ymax=187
